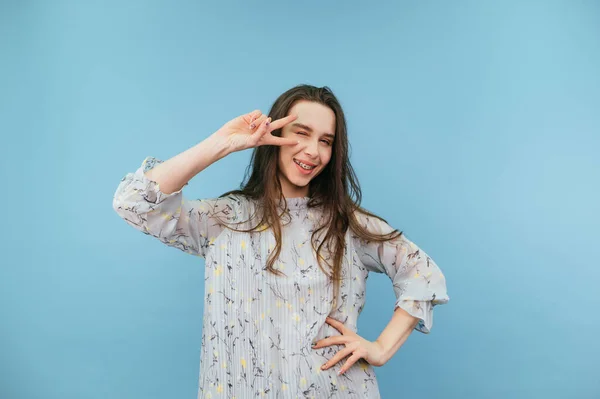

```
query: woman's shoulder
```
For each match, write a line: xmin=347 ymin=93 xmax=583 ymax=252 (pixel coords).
xmin=206 ymin=193 xmax=261 ymax=227
xmin=350 ymin=205 xmax=399 ymax=237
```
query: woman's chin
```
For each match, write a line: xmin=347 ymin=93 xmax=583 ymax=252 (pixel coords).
xmin=290 ymin=178 xmax=310 ymax=189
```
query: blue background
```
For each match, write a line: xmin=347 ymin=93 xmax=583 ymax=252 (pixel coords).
xmin=1 ymin=1 xmax=599 ymax=398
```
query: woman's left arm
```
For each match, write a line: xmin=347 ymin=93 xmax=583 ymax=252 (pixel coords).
xmin=315 ymin=212 xmax=450 ymax=374
xmin=353 ymin=212 xmax=450 ymax=334
xmin=375 ymin=305 xmax=420 ymax=364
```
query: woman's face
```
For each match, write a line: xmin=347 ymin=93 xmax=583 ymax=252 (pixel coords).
xmin=277 ymin=100 xmax=336 ymax=198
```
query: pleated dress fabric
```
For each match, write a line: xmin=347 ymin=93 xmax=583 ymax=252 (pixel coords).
xmin=112 ymin=156 xmax=449 ymax=399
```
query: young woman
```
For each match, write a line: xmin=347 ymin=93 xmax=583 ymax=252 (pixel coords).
xmin=113 ymin=85 xmax=449 ymax=399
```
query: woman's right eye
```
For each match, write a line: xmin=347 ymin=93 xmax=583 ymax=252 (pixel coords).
xmin=296 ymin=131 xmax=308 ymax=136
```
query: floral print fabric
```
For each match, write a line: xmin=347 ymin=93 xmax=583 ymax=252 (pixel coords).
xmin=112 ymin=156 xmax=449 ymax=399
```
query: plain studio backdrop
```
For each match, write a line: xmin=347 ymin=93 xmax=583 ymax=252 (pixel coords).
xmin=1 ymin=1 xmax=598 ymax=398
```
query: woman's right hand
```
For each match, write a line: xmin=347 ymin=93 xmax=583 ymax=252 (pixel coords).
xmin=213 ymin=110 xmax=299 ymax=154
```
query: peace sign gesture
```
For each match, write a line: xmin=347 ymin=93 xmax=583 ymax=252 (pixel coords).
xmin=215 ymin=109 xmax=299 ymax=153
xmin=312 ymin=317 xmax=387 ymax=375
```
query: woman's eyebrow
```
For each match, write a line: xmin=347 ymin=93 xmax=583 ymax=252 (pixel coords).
xmin=291 ymin=122 xmax=334 ymax=138
xmin=291 ymin=122 xmax=314 ymax=132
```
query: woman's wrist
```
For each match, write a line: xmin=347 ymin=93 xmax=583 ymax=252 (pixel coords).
xmin=204 ymin=132 xmax=234 ymax=160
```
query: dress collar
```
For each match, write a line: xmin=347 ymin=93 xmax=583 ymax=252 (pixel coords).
xmin=280 ymin=197 xmax=311 ymax=210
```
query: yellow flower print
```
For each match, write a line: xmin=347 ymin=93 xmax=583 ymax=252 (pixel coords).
xmin=216 ymin=384 xmax=223 ymax=394
xmin=241 ymin=240 xmax=247 ymax=250
xmin=282 ymin=384 xmax=288 ymax=391
xmin=300 ymin=377 xmax=307 ymax=387
xmin=414 ymin=272 xmax=420 ymax=278
xmin=257 ymin=223 xmax=268 ymax=232
xmin=214 ymin=265 xmax=223 ymax=276
xmin=209 ymin=236 xmax=216 ymax=245
xmin=286 ymin=303 xmax=292 ymax=310
xmin=240 ymin=358 xmax=246 ymax=368
xmin=298 ymin=258 xmax=305 ymax=266
xmin=276 ymin=299 xmax=282 ymax=308
xmin=291 ymin=313 xmax=300 ymax=322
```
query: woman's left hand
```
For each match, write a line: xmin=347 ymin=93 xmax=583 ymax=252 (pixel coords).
xmin=312 ymin=316 xmax=387 ymax=375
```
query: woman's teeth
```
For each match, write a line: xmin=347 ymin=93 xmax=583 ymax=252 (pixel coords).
xmin=294 ymin=159 xmax=316 ymax=170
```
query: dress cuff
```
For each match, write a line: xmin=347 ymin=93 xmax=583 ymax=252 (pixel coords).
xmin=395 ymin=299 xmax=434 ymax=334
xmin=134 ymin=156 xmax=185 ymax=202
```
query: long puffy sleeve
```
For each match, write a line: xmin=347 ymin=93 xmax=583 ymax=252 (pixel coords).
xmin=112 ymin=156 xmax=240 ymax=258
xmin=352 ymin=212 xmax=449 ymax=333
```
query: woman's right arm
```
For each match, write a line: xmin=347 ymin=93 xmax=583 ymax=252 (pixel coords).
xmin=145 ymin=108 xmax=299 ymax=193
xmin=143 ymin=134 xmax=230 ymax=195
xmin=112 ymin=110 xmax=299 ymax=258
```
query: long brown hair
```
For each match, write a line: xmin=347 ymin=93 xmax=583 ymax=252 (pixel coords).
xmin=220 ymin=84 xmax=401 ymax=309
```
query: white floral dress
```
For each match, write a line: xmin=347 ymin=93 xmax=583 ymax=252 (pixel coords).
xmin=112 ymin=156 xmax=449 ymax=399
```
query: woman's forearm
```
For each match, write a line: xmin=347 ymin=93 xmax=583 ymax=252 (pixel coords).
xmin=144 ymin=133 xmax=232 ymax=195
xmin=375 ymin=306 xmax=420 ymax=364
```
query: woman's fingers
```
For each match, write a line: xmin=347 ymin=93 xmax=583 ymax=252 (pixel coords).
xmin=250 ymin=114 xmax=268 ymax=131
xmin=255 ymin=117 xmax=299 ymax=147
xmin=251 ymin=117 xmax=272 ymax=144
xmin=263 ymin=135 xmax=298 ymax=147
xmin=268 ymin=113 xmax=298 ymax=131
xmin=321 ymin=346 xmax=354 ymax=371
xmin=242 ymin=111 xmax=299 ymax=148
xmin=243 ymin=109 xmax=262 ymax=125
xmin=338 ymin=353 xmax=362 ymax=375
xmin=312 ymin=335 xmax=349 ymax=349
xmin=325 ymin=317 xmax=349 ymax=334
xmin=245 ymin=112 xmax=296 ymax=135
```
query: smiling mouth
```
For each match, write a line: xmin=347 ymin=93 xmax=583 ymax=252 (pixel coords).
xmin=294 ymin=159 xmax=317 ymax=170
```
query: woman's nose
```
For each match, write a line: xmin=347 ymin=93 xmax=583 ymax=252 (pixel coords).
xmin=303 ymin=139 xmax=319 ymax=158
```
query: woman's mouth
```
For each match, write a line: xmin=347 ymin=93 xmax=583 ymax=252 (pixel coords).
xmin=294 ymin=158 xmax=317 ymax=175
